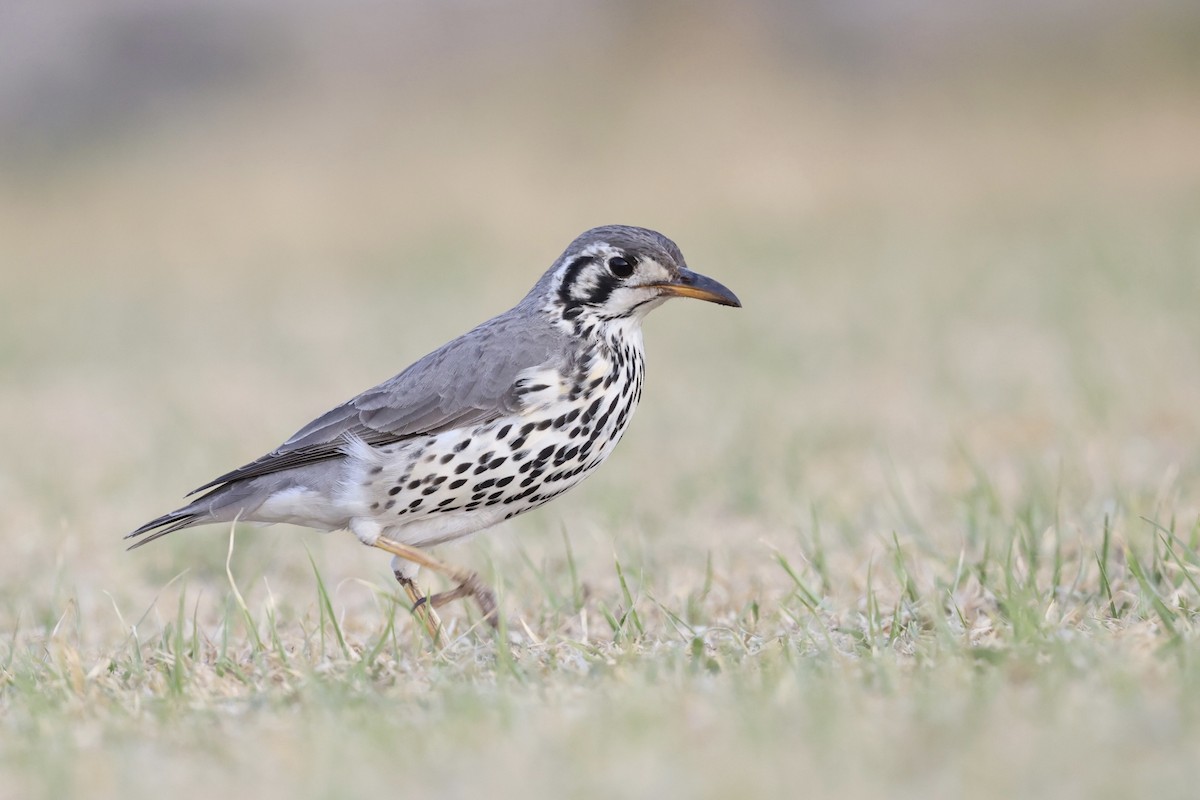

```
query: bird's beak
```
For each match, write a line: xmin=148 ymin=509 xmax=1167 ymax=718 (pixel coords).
xmin=649 ymin=268 xmax=742 ymax=308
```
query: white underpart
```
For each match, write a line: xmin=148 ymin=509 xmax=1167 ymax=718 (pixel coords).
xmin=255 ymin=486 xmax=350 ymax=531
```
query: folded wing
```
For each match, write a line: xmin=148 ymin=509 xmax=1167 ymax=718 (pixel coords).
xmin=188 ymin=311 xmax=567 ymax=495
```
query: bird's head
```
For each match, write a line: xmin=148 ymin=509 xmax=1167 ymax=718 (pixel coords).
xmin=530 ymin=225 xmax=741 ymax=328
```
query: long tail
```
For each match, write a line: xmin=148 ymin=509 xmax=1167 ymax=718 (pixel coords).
xmin=125 ymin=509 xmax=208 ymax=549
xmin=125 ymin=481 xmax=262 ymax=549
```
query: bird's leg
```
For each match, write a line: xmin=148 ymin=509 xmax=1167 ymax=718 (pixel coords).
xmin=373 ymin=535 xmax=499 ymax=628
xmin=392 ymin=567 xmax=445 ymax=646
xmin=422 ymin=573 xmax=497 ymax=622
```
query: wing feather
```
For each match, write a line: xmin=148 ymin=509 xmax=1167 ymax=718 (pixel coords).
xmin=187 ymin=311 xmax=566 ymax=495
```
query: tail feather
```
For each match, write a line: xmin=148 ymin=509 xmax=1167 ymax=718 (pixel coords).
xmin=127 ymin=462 xmax=339 ymax=549
xmin=125 ymin=511 xmax=206 ymax=549
xmin=126 ymin=480 xmax=262 ymax=549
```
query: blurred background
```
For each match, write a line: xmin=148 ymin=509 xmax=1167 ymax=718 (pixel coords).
xmin=1 ymin=0 xmax=1198 ymax=634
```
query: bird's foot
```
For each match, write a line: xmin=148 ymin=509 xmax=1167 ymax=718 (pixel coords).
xmin=415 ymin=571 xmax=499 ymax=629
xmin=373 ymin=535 xmax=499 ymax=635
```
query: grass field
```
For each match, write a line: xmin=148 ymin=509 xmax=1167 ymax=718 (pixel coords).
xmin=3 ymin=5 xmax=1200 ymax=799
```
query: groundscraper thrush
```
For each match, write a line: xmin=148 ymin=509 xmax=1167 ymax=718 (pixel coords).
xmin=129 ymin=225 xmax=741 ymax=639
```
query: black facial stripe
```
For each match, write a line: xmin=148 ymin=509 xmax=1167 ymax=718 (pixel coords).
xmin=584 ymin=272 xmax=621 ymax=307
xmin=558 ymin=255 xmax=594 ymax=320
xmin=558 ymin=256 xmax=593 ymax=304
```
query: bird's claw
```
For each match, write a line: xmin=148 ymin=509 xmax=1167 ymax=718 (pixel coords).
xmin=425 ymin=572 xmax=499 ymax=629
xmin=376 ymin=536 xmax=498 ymax=631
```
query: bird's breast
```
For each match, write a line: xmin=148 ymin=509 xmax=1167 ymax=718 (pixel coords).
xmin=338 ymin=339 xmax=646 ymax=547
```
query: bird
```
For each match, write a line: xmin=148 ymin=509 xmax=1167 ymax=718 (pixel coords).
xmin=128 ymin=225 xmax=740 ymax=639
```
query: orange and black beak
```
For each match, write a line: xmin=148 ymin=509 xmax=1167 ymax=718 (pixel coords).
xmin=650 ymin=268 xmax=741 ymax=308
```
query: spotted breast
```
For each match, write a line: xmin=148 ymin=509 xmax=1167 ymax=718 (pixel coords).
xmin=341 ymin=321 xmax=646 ymax=548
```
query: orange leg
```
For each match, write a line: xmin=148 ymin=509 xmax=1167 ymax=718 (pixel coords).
xmin=373 ymin=536 xmax=498 ymax=630
xmin=393 ymin=570 xmax=445 ymax=645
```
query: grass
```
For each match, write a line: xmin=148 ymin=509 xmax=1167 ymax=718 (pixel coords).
xmin=4 ymin=427 xmax=1200 ymax=799
xmin=3 ymin=8 xmax=1200 ymax=798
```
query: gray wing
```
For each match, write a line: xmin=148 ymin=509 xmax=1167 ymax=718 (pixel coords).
xmin=187 ymin=311 xmax=567 ymax=495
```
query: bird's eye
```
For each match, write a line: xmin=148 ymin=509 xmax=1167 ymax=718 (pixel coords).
xmin=607 ymin=256 xmax=635 ymax=278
